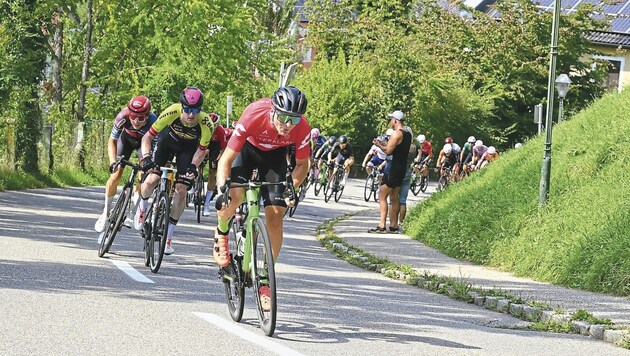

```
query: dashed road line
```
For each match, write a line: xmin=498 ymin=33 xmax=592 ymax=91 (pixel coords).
xmin=111 ymin=260 xmax=154 ymax=284
xmin=193 ymin=312 xmax=304 ymax=356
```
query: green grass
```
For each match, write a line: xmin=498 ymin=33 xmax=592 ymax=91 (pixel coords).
xmin=406 ymin=89 xmax=630 ymax=296
xmin=0 ymin=165 xmax=109 ymax=191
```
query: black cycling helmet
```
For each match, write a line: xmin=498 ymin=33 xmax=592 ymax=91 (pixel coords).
xmin=272 ymin=86 xmax=308 ymax=116
xmin=339 ymin=135 xmax=348 ymax=144
xmin=179 ymin=87 xmax=204 ymax=108
xmin=328 ymin=136 xmax=337 ymax=145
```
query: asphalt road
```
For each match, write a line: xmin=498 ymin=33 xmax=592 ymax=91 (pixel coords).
xmin=0 ymin=180 xmax=626 ymax=355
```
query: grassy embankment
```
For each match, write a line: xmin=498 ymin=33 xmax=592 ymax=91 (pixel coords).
xmin=0 ymin=166 xmax=109 ymax=191
xmin=406 ymin=89 xmax=630 ymax=296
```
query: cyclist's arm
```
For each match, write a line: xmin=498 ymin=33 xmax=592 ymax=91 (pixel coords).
xmin=191 ymin=147 xmax=208 ymax=168
xmin=293 ymin=157 xmax=309 ymax=187
xmin=216 ymin=147 xmax=239 ymax=189
xmin=140 ymin=131 xmax=157 ymax=160
xmin=362 ymin=151 xmax=372 ymax=167
xmin=107 ymin=137 xmax=118 ymax=165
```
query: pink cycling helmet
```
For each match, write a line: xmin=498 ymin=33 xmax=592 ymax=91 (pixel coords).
xmin=311 ymin=128 xmax=320 ymax=139
xmin=179 ymin=86 xmax=204 ymax=108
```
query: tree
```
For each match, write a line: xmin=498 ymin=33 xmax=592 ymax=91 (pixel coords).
xmin=0 ymin=0 xmax=50 ymax=172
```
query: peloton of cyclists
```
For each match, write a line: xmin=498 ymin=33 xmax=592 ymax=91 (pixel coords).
xmin=412 ymin=134 xmax=432 ymax=186
xmin=95 ymin=95 xmax=157 ymax=233
xmin=314 ymin=135 xmax=337 ymax=172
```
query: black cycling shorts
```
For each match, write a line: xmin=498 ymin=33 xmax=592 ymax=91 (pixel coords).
xmin=116 ymin=130 xmax=143 ymax=161
xmin=231 ymin=141 xmax=288 ymax=208
xmin=151 ymin=129 xmax=199 ymax=187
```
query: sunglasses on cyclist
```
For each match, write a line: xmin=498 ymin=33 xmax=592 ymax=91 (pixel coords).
xmin=275 ymin=112 xmax=301 ymax=125
xmin=129 ymin=114 xmax=148 ymax=122
xmin=182 ymin=106 xmax=201 ymax=115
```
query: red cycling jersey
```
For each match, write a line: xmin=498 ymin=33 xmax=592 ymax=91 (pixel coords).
xmin=227 ymin=98 xmax=311 ymax=160
xmin=211 ymin=125 xmax=229 ymax=150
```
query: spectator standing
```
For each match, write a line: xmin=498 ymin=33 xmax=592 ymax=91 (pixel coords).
xmin=368 ymin=110 xmax=412 ymax=234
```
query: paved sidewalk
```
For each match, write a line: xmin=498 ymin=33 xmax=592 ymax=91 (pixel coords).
xmin=334 ymin=207 xmax=630 ymax=326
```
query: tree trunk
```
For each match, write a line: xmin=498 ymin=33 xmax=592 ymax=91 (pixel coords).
xmin=52 ymin=13 xmax=63 ymax=106
xmin=76 ymin=0 xmax=93 ymax=169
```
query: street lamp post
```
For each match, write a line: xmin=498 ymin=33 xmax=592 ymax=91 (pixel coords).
xmin=539 ymin=0 xmax=563 ymax=206
xmin=556 ymin=74 xmax=572 ymax=123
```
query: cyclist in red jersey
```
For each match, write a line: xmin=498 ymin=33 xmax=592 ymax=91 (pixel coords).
xmin=201 ymin=115 xmax=233 ymax=216
xmin=214 ymin=86 xmax=310 ymax=310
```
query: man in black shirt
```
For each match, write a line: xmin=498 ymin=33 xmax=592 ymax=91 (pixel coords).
xmin=368 ymin=110 xmax=412 ymax=233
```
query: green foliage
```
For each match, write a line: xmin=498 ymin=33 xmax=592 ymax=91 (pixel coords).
xmin=0 ymin=166 xmax=108 ymax=191
xmin=303 ymin=0 xmax=608 ymax=147
xmin=406 ymin=89 xmax=630 ymax=296
xmin=571 ymin=309 xmax=613 ymax=325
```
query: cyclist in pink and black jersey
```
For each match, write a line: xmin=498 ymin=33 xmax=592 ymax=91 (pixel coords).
xmin=94 ymin=95 xmax=157 ymax=233
xmin=214 ymin=86 xmax=310 ymax=310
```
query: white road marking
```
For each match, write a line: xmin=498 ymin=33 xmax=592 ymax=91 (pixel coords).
xmin=111 ymin=260 xmax=154 ymax=284
xmin=193 ymin=312 xmax=304 ymax=356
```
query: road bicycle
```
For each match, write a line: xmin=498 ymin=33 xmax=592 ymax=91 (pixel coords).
xmin=219 ymin=170 xmax=294 ymax=336
xmin=363 ymin=165 xmax=382 ymax=202
xmin=410 ymin=161 xmax=429 ymax=196
xmin=436 ymin=165 xmax=455 ymax=192
xmin=303 ymin=162 xmax=318 ymax=194
xmin=324 ymin=162 xmax=345 ymax=203
xmin=142 ymin=164 xmax=176 ymax=273
xmin=98 ymin=157 xmax=142 ymax=257
xmin=187 ymin=165 xmax=206 ymax=223
xmin=313 ymin=159 xmax=329 ymax=196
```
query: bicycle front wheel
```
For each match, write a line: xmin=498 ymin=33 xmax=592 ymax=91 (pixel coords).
xmin=251 ymin=217 xmax=277 ymax=336
xmin=313 ymin=170 xmax=323 ymax=196
xmin=98 ymin=187 xmax=131 ymax=257
xmin=223 ymin=216 xmax=245 ymax=322
xmin=149 ymin=192 xmax=170 ymax=273
xmin=363 ymin=175 xmax=373 ymax=202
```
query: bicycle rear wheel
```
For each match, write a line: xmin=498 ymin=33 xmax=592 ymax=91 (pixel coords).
xmin=251 ymin=217 xmax=276 ymax=336
xmin=410 ymin=175 xmax=421 ymax=196
xmin=149 ymin=192 xmax=170 ymax=273
xmin=363 ymin=175 xmax=373 ymax=202
xmin=223 ymin=216 xmax=245 ymax=322
xmin=334 ymin=178 xmax=345 ymax=203
xmin=194 ymin=174 xmax=205 ymax=223
xmin=313 ymin=170 xmax=323 ymax=196
xmin=323 ymin=180 xmax=334 ymax=203
xmin=98 ymin=187 xmax=131 ymax=257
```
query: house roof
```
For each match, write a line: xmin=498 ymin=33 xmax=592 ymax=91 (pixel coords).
xmin=584 ymin=30 xmax=630 ymax=48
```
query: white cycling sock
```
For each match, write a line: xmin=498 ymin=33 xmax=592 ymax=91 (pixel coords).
xmin=139 ymin=198 xmax=149 ymax=211
xmin=167 ymin=223 xmax=176 ymax=240
xmin=103 ymin=195 xmax=115 ymax=214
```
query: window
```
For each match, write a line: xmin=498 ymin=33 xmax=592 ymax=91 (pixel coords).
xmin=593 ymin=55 xmax=625 ymax=93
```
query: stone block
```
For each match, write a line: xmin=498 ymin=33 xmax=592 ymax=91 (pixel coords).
xmin=484 ymin=296 xmax=499 ymax=309
xmin=571 ymin=321 xmax=590 ymax=336
xmin=603 ymin=329 xmax=626 ymax=344
xmin=539 ymin=310 xmax=555 ymax=322
xmin=474 ymin=296 xmax=485 ymax=307
xmin=496 ymin=299 xmax=510 ymax=313
xmin=588 ymin=325 xmax=605 ymax=339
xmin=509 ymin=303 xmax=524 ymax=317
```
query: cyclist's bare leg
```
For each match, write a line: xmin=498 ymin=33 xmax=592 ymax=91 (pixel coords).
xmin=377 ymin=184 xmax=392 ymax=228
xmin=264 ymin=205 xmax=285 ymax=261
xmin=216 ymin=187 xmax=245 ymax=229
xmin=388 ymin=186 xmax=401 ymax=229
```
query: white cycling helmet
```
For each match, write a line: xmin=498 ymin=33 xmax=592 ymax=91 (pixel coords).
xmin=487 ymin=146 xmax=496 ymax=155
xmin=416 ymin=134 xmax=426 ymax=143
xmin=443 ymin=143 xmax=452 ymax=154
xmin=475 ymin=140 xmax=483 ymax=147
xmin=467 ymin=135 xmax=476 ymax=143
xmin=515 ymin=143 xmax=523 ymax=149
xmin=385 ymin=128 xmax=394 ymax=136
